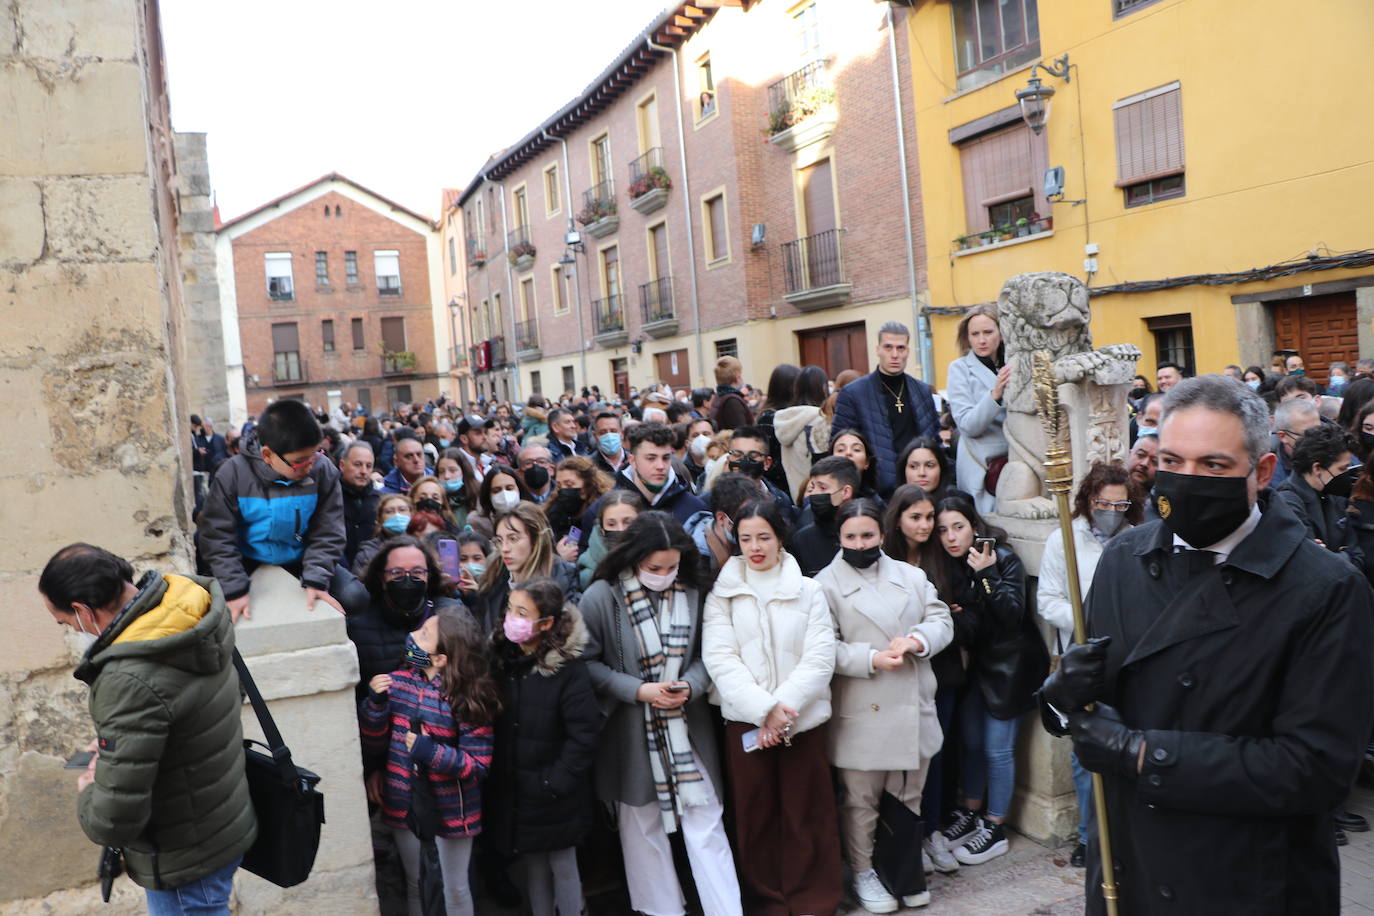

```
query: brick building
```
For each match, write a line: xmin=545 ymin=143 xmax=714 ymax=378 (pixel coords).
xmin=217 ymin=174 xmax=448 ymax=419
xmin=452 ymin=0 xmax=932 ymax=403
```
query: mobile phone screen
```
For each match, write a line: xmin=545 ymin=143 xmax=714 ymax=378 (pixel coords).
xmin=567 ymin=526 xmax=582 ymax=544
xmin=437 ymin=539 xmax=460 ymax=581
xmin=65 ymin=750 xmax=95 ymax=769
xmin=741 ymin=728 xmax=761 ymax=753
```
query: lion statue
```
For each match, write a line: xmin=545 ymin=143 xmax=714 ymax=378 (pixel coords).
xmin=993 ymin=272 xmax=1141 ymax=519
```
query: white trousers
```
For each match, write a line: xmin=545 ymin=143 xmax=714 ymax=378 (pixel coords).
xmin=616 ymin=757 xmax=743 ymax=916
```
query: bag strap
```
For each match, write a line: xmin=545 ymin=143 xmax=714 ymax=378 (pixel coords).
xmin=232 ymin=648 xmax=298 ymax=786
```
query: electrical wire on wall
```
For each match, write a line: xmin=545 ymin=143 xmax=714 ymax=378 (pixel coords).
xmin=1089 ymin=249 xmax=1374 ymax=297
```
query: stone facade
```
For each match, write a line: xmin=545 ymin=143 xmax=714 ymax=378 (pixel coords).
xmin=174 ymin=131 xmax=232 ymax=427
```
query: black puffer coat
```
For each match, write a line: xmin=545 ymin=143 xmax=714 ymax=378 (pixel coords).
xmin=486 ymin=609 xmax=603 ymax=855
xmin=342 ymin=482 xmax=380 ymax=569
xmin=345 ymin=593 xmax=471 ymax=705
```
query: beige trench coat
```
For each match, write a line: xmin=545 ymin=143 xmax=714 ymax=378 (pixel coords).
xmin=814 ymin=554 xmax=954 ymax=771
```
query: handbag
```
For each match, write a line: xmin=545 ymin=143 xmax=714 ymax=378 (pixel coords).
xmin=984 ymin=454 xmax=1009 ymax=496
xmin=233 ymin=649 xmax=326 ymax=888
xmin=873 ymin=778 xmax=926 ymax=898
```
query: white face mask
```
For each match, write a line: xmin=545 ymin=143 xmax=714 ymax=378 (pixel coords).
xmin=689 ymin=434 xmax=712 ymax=460
xmin=637 ymin=566 xmax=679 ymax=593
xmin=492 ymin=490 xmax=521 ymax=512
xmin=68 ymin=609 xmax=99 ymax=654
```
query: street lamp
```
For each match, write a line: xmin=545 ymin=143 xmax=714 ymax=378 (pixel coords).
xmin=1016 ymin=54 xmax=1070 ymax=135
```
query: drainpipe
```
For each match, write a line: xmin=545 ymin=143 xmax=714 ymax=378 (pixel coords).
xmin=886 ymin=5 xmax=934 ymax=385
xmin=544 ymin=128 xmax=589 ymax=387
xmin=645 ymin=35 xmax=705 ymax=388
xmin=485 ymin=172 xmax=523 ymax=403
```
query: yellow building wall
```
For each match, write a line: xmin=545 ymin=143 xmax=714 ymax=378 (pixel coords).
xmin=908 ymin=0 xmax=1374 ymax=388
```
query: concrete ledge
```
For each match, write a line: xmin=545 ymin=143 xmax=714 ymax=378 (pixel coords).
xmin=233 ymin=565 xmax=349 ymax=657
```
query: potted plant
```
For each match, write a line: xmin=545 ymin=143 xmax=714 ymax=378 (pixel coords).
xmin=767 ymin=85 xmax=837 ymax=136
xmin=576 ymin=196 xmax=617 ymax=227
xmin=979 ymin=230 xmax=996 ymax=246
xmin=997 ymin=223 xmax=1014 ymax=241
xmin=507 ymin=240 xmax=537 ymax=266
xmin=628 ymin=166 xmax=672 ymax=200
xmin=1015 ymin=217 xmax=1031 ymax=237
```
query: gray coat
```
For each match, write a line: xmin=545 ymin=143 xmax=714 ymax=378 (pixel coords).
xmin=946 ymin=351 xmax=1008 ymax=514
xmin=578 ymin=578 xmax=722 ymax=808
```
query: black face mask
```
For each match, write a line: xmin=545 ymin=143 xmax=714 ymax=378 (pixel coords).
xmin=1129 ymin=387 xmax=1148 ymax=401
xmin=1323 ymin=466 xmax=1358 ymax=499
xmin=555 ymin=486 xmax=583 ymax=505
xmin=729 ymin=457 xmax=766 ymax=479
xmin=1360 ymin=432 xmax=1374 ymax=456
xmin=384 ymin=575 xmax=428 ymax=616
xmin=808 ymin=493 xmax=837 ymax=526
xmin=525 ymin=465 xmax=551 ymax=490
xmin=842 ymin=545 xmax=882 ymax=569
xmin=1153 ymin=470 xmax=1251 ymax=549
xmin=416 ymin=497 xmax=444 ymax=514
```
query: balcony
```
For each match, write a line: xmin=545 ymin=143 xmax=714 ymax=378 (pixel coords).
xmin=378 ymin=276 xmax=402 ymax=297
xmin=382 ymin=350 xmax=417 ymax=376
xmin=953 ymin=215 xmax=1054 ymax=255
xmin=272 ymin=352 xmax=306 ymax=385
xmin=515 ymin=318 xmax=542 ymax=360
xmin=466 ymin=238 xmax=488 ymax=268
xmin=767 ymin=60 xmax=836 ymax=153
xmin=449 ymin=346 xmax=469 ymax=370
xmin=592 ymin=294 xmax=628 ymax=348
xmin=578 ymin=179 xmax=619 ymax=238
xmin=639 ymin=277 xmax=677 ymax=338
xmin=507 ymin=226 xmax=536 ymax=271
xmin=781 ymin=228 xmax=851 ymax=312
xmin=628 ymin=148 xmax=671 ymax=216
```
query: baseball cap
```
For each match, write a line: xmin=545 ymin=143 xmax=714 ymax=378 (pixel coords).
xmin=457 ymin=414 xmax=492 ymax=436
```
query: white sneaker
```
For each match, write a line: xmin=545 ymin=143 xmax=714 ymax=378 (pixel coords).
xmin=923 ymin=834 xmax=960 ymax=874
xmin=853 ymin=868 xmax=898 ymax=914
xmin=902 ymin=890 xmax=931 ymax=908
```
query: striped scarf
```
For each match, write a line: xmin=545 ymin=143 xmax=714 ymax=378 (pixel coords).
xmin=619 ymin=570 xmax=709 ymax=832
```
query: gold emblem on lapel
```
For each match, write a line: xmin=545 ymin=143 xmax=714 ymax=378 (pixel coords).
xmin=1157 ymin=495 xmax=1171 ymax=518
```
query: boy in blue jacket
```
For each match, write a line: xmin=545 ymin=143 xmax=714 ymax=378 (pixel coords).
xmin=197 ymin=399 xmax=347 ymax=621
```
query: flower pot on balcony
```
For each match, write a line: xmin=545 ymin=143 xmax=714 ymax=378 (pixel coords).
xmin=584 ymin=214 xmax=619 ymax=239
xmin=513 ymin=254 xmax=535 ymax=271
xmin=593 ymin=327 xmax=628 ymax=348
xmin=769 ymin=106 xmax=838 ymax=153
xmin=630 ymin=186 xmax=669 ymax=215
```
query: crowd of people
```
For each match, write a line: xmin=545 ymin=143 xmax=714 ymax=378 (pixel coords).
xmin=39 ymin=314 xmax=1374 ymax=915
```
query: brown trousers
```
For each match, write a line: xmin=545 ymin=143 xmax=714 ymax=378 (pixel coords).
xmin=724 ymin=721 xmax=843 ymax=916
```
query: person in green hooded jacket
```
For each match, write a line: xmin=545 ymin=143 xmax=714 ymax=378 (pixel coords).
xmin=40 ymin=543 xmax=257 ymax=914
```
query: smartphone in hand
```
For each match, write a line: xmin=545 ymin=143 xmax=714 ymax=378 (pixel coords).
xmin=740 ymin=728 xmax=762 ymax=754
xmin=437 ymin=539 xmax=461 ymax=581
xmin=974 ymin=536 xmax=997 ymax=553
xmin=65 ymin=750 xmax=95 ymax=769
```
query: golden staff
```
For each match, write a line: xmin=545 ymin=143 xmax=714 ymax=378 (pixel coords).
xmin=1032 ymin=349 xmax=1121 ymax=915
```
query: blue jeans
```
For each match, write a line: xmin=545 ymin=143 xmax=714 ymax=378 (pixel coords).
xmin=958 ymin=685 xmax=1020 ymax=820
xmin=1070 ymin=750 xmax=1092 ymax=845
xmin=144 ymin=856 xmax=240 ymax=915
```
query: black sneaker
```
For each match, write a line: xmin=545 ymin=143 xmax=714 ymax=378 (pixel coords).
xmin=941 ymin=807 xmax=980 ymax=848
xmin=1335 ymin=810 xmax=1369 ymax=832
xmin=1336 ymin=828 xmax=1349 ymax=847
xmin=1070 ymin=843 xmax=1086 ymax=868
xmin=954 ymin=817 xmax=1009 ymax=865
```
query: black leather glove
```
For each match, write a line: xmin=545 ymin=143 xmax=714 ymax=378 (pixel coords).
xmin=1041 ymin=636 xmax=1110 ymax=713
xmin=1068 ymin=702 xmax=1144 ymax=778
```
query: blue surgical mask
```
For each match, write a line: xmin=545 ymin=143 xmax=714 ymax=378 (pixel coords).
xmin=383 ymin=513 xmax=411 ymax=535
xmin=1246 ymin=380 xmax=1261 ymax=391
xmin=1330 ymin=376 xmax=1347 ymax=390
xmin=443 ymin=477 xmax=464 ymax=494
xmin=598 ymin=432 xmax=622 ymax=456
xmin=403 ymin=633 xmax=432 ymax=669
xmin=439 ymin=438 xmax=452 ymax=448
xmin=1136 ymin=425 xmax=1157 ymax=438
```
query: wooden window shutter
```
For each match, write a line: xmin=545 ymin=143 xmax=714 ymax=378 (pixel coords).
xmin=271 ymin=322 xmax=299 ymax=352
xmin=957 ymin=122 xmax=1043 ymax=232
xmin=1114 ymin=83 xmax=1184 ymax=186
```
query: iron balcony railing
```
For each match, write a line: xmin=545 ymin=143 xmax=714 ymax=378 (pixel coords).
xmin=579 ymin=179 xmax=617 ymax=223
xmin=466 ymin=238 xmax=487 ymax=265
xmin=382 ymin=352 xmax=417 ymax=376
xmin=378 ymin=276 xmax=401 ymax=296
xmin=507 ymin=225 xmax=535 ymax=259
xmin=640 ymin=277 xmax=674 ymax=324
xmin=629 ymin=147 xmax=664 ymax=182
xmin=593 ymin=295 xmax=625 ymax=335
xmin=273 ymin=353 xmax=305 ymax=384
xmin=767 ymin=59 xmax=827 ymax=121
xmin=515 ymin=319 xmax=540 ymax=352
xmin=781 ymin=228 xmax=846 ymax=294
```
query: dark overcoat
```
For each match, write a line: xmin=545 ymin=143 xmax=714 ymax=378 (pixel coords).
xmin=1067 ymin=495 xmax=1374 ymax=915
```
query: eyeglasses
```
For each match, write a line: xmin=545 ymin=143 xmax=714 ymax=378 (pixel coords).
xmin=281 ymin=449 xmax=322 ymax=472
xmin=1091 ymin=499 xmax=1133 ymax=512
xmin=491 ymin=535 xmax=526 ymax=548
xmin=727 ymin=450 xmax=767 ymax=463
xmin=384 ymin=567 xmax=428 ymax=579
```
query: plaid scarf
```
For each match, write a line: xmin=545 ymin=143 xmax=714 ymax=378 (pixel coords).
xmin=619 ymin=570 xmax=709 ymax=832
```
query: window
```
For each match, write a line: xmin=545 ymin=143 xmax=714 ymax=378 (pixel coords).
xmin=272 ymin=322 xmax=301 ymax=381
xmin=562 ymin=366 xmax=576 ymax=394
xmin=356 ymin=387 xmax=371 ymax=414
xmin=951 ymin=0 xmax=1040 ymax=92
xmin=381 ymin=316 xmax=407 ymax=354
xmin=1148 ymin=315 xmax=1195 ymax=376
xmin=264 ymin=253 xmax=293 ymax=301
xmin=1114 ymin=0 xmax=1162 ymax=17
xmin=479 ymin=299 xmax=490 ymax=340
xmin=345 ymin=251 xmax=359 ymax=285
xmin=600 ymin=246 xmax=620 ymax=298
xmin=315 ymin=251 xmax=329 ymax=286
xmin=551 ymin=264 xmax=569 ymax=315
xmin=544 ymin=164 xmax=561 ymax=216
xmin=351 ymin=317 xmax=364 ymax=350
xmin=492 ymin=293 xmax=502 ymax=338
xmin=374 ymin=250 xmax=401 ymax=296
xmin=448 ymin=236 xmax=457 ymax=275
xmin=794 ymin=2 xmax=821 ymax=62
xmin=1115 ymin=82 xmax=1185 ymax=208
xmin=715 ymin=338 xmax=738 ymax=359
xmin=387 ymin=385 xmax=412 ymax=408
xmin=519 ymin=277 xmax=535 ymax=321
xmin=335 ymin=205 xmax=341 ymax=217
xmin=637 ymin=94 xmax=661 ymax=154
xmin=591 ymin=134 xmax=612 ymax=187
xmin=531 ymin=370 xmax=542 ymax=395
xmin=321 ymin=319 xmax=335 ymax=352
xmin=696 ymin=54 xmax=716 ymax=120
xmin=513 ymin=186 xmax=530 ymax=229
xmin=798 ymin=158 xmax=836 ymax=236
xmin=956 ymin=121 xmax=1048 ymax=234
xmin=648 ymin=222 xmax=669 ymax=280
xmin=702 ymin=191 xmax=729 ymax=263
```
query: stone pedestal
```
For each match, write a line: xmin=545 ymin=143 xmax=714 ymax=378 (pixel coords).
xmin=232 ymin=566 xmax=377 ymax=915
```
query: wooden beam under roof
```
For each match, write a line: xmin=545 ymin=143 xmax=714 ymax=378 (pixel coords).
xmin=673 ymin=14 xmax=693 ymax=27
xmin=682 ymin=5 xmax=707 ymax=19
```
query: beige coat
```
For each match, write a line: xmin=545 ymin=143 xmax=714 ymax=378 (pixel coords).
xmin=814 ymin=554 xmax=953 ymax=771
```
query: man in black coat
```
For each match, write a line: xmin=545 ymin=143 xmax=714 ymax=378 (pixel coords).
xmin=1042 ymin=375 xmax=1374 ymax=915
xmin=338 ymin=441 xmax=380 ymax=569
xmin=788 ymin=456 xmax=858 ymax=577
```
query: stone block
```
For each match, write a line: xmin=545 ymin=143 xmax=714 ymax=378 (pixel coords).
xmin=18 ymin=0 xmax=139 ymax=60
xmin=0 ymin=8 xmax=16 ymax=54
xmin=179 ymin=208 xmax=214 ymax=233
xmin=0 ymin=753 xmax=99 ymax=902
xmin=0 ymin=877 xmax=147 ymax=915
xmin=234 ymin=566 xmax=353 ymax=658
xmin=0 ymin=261 xmax=163 ymax=354
xmin=0 ymin=180 xmax=43 ymax=268
xmin=45 ymin=176 xmax=157 ymax=262
xmin=0 ymin=575 xmax=67 ymax=676
xmin=0 ymin=61 xmax=148 ymax=177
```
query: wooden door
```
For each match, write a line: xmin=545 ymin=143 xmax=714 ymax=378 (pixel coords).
xmin=612 ymin=358 xmax=629 ymax=400
xmin=1273 ymin=293 xmax=1357 ymax=386
xmin=655 ymin=349 xmax=689 ymax=388
xmin=796 ymin=322 xmax=869 ymax=378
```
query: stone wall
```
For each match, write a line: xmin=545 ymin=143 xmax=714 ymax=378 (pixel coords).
xmin=0 ymin=0 xmax=196 ymax=907
xmin=174 ymin=131 xmax=231 ymax=427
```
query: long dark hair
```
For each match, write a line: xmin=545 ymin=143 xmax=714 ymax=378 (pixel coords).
xmin=928 ymin=495 xmax=1009 ymax=601
xmin=882 ymin=484 xmax=938 ymax=571
xmin=1338 ymin=378 xmax=1374 ymax=431
xmin=478 ymin=465 xmax=532 ymax=515
xmin=437 ymin=447 xmax=479 ymax=513
xmin=733 ymin=498 xmax=792 ymax=546
xmin=829 ymin=427 xmax=878 ymax=496
xmin=762 ymin=364 xmax=801 ymax=413
xmin=435 ymin=608 xmax=502 ymax=724
xmin=494 ymin=577 xmax=577 ymax=669
xmin=793 ymin=365 xmax=828 ymax=408
xmin=593 ymin=510 xmax=706 ymax=592
xmin=897 ymin=437 xmax=952 ymax=496
xmin=835 ymin=498 xmax=884 ymax=543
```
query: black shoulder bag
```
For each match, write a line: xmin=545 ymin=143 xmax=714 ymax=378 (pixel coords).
xmin=233 ymin=649 xmax=326 ymax=888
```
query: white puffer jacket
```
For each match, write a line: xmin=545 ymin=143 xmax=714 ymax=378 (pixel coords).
xmin=702 ymin=552 xmax=835 ymax=733
xmin=1036 ymin=515 xmax=1116 ymax=651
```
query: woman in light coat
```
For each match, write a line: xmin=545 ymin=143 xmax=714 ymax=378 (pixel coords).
xmin=1036 ymin=462 xmax=1142 ymax=867
xmin=703 ymin=498 xmax=842 ymax=916
xmin=815 ymin=499 xmax=953 ymax=912
xmin=773 ymin=365 xmax=833 ymax=500
xmin=946 ymin=304 xmax=1009 ymax=514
